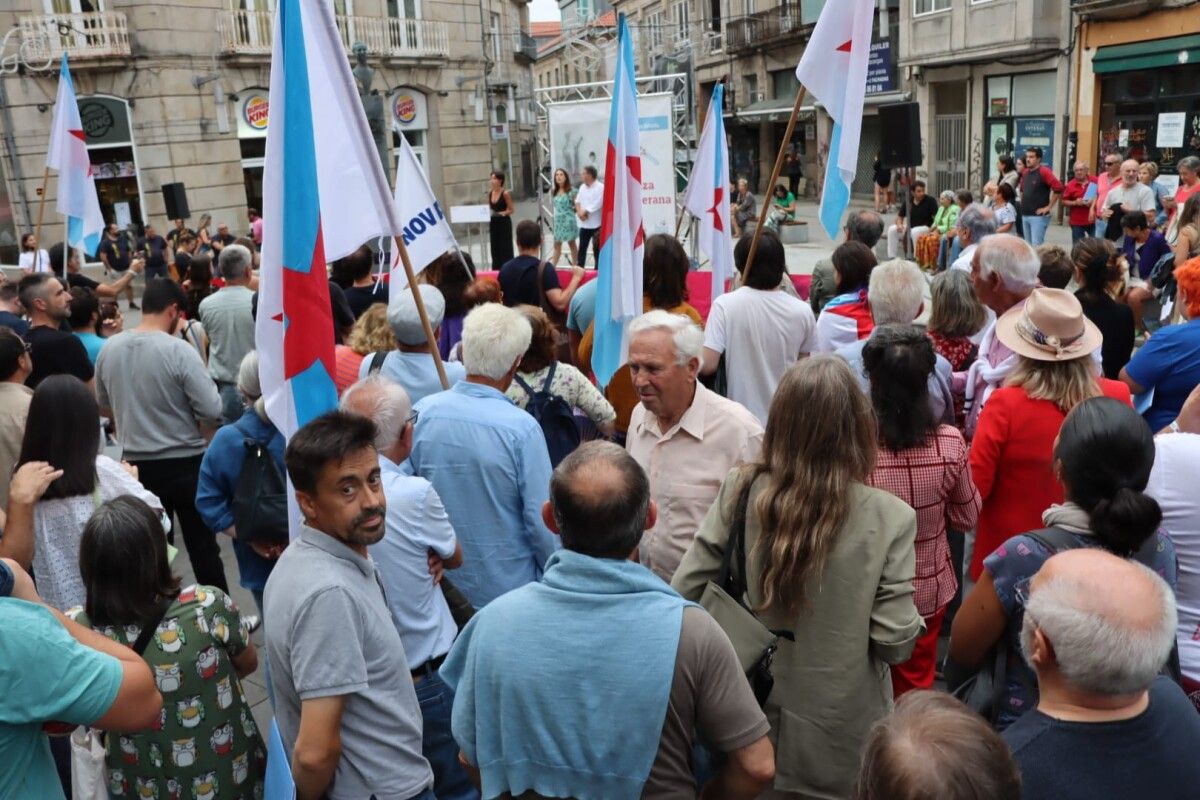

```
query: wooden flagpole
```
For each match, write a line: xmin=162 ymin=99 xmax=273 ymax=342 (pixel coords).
xmin=741 ymin=85 xmax=808 ymax=288
xmin=393 ymin=233 xmax=451 ymax=390
xmin=33 ymin=167 xmax=51 ymax=261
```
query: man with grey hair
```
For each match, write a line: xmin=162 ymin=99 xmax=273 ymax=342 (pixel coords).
xmin=340 ymin=375 xmax=474 ymax=800
xmin=440 ymin=441 xmax=775 ymax=800
xmin=406 ymin=302 xmax=556 ymax=608
xmin=950 ymin=203 xmax=998 ymax=273
xmin=732 ymin=177 xmax=757 ymax=236
xmin=1173 ymin=155 xmax=1200 ymax=222
xmin=1003 ymin=549 xmax=1200 ymax=797
xmin=199 ymin=243 xmax=256 ymax=422
xmin=359 ymin=283 xmax=466 ymax=404
xmin=626 ymin=310 xmax=762 ymax=580
xmin=835 ymin=260 xmax=954 ymax=423
xmin=1100 ymin=158 xmax=1156 ymax=230
xmin=810 ymin=210 xmax=885 ymax=314
xmin=960 ymin=233 xmax=1040 ymax=438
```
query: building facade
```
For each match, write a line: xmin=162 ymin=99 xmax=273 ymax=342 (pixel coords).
xmin=0 ymin=0 xmax=537 ymax=264
xmin=898 ymin=0 xmax=1072 ymax=195
xmin=1071 ymin=0 xmax=1200 ymax=191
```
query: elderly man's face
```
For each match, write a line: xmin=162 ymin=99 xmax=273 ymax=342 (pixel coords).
xmin=970 ymin=248 xmax=1001 ymax=312
xmin=1121 ymin=160 xmax=1140 ymax=186
xmin=737 ymin=180 xmax=749 ymax=194
xmin=628 ymin=329 xmax=698 ymax=424
xmin=1074 ymin=163 xmax=1089 ymax=181
xmin=218 ymin=224 xmax=229 ymax=236
xmin=1104 ymin=155 xmax=1122 ymax=176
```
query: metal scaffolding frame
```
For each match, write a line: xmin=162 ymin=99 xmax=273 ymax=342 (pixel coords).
xmin=533 ymin=73 xmax=694 ymax=236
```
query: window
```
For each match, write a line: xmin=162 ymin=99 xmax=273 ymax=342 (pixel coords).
xmin=489 ymin=12 xmax=501 ymax=60
xmin=671 ymin=0 xmax=689 ymax=40
xmin=985 ymin=71 xmax=1058 ymax=170
xmin=913 ymin=0 xmax=950 ymax=15
xmin=743 ymin=73 xmax=758 ymax=103
xmin=646 ymin=10 xmax=664 ymax=49
xmin=801 ymin=0 xmax=825 ymax=24
xmin=387 ymin=0 xmax=420 ymax=17
xmin=771 ymin=68 xmax=799 ymax=100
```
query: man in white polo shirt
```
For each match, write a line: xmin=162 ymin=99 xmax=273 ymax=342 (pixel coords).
xmin=575 ymin=166 xmax=604 ymax=268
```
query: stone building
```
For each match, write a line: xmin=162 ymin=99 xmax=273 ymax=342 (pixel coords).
xmin=0 ymin=0 xmax=537 ymax=263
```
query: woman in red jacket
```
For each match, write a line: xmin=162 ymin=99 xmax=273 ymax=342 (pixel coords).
xmin=968 ymin=288 xmax=1131 ymax=580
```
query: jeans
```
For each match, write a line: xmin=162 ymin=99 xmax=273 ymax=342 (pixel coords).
xmin=415 ymin=670 xmax=479 ymax=800
xmin=406 ymin=789 xmax=438 ymax=800
xmin=937 ymin=236 xmax=963 ymax=270
xmin=130 ymin=454 xmax=229 ymax=592
xmin=1071 ymin=224 xmax=1090 ymax=243
xmin=217 ymin=381 xmax=244 ymax=424
xmin=1022 ymin=214 xmax=1050 ymax=245
xmin=577 ymin=227 xmax=599 ymax=268
xmin=1094 ymin=219 xmax=1108 ymax=239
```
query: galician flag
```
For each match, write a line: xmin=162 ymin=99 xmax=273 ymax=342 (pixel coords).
xmin=681 ymin=82 xmax=733 ymax=300
xmin=46 ymin=55 xmax=104 ymax=256
xmin=592 ymin=12 xmax=645 ymax=389
xmin=795 ymin=0 xmax=874 ymax=239
xmin=255 ymin=0 xmax=404 ymax=444
xmin=391 ymin=133 xmax=458 ymax=289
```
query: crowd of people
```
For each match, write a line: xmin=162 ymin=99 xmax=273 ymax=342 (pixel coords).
xmin=3 ymin=149 xmax=1200 ymax=800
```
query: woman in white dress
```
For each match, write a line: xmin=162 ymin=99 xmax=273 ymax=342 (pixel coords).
xmin=18 ymin=232 xmax=50 ymax=273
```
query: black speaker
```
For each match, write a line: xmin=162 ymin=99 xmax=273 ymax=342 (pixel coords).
xmin=878 ymin=102 xmax=922 ymax=169
xmin=161 ymin=182 xmax=190 ymax=220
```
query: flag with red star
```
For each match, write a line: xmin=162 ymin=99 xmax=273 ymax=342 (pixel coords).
xmin=46 ymin=55 xmax=104 ymax=256
xmin=593 ymin=13 xmax=645 ymax=389
xmin=255 ymin=0 xmax=405 ymax=480
xmin=681 ymin=82 xmax=733 ymax=301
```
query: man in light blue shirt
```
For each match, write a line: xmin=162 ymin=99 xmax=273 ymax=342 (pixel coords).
xmin=341 ymin=375 xmax=478 ymax=800
xmin=566 ymin=277 xmax=597 ymax=363
xmin=408 ymin=303 xmax=558 ymax=608
xmin=360 ymin=283 xmax=466 ymax=404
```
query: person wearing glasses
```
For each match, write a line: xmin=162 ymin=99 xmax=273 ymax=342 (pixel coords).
xmin=1093 ymin=152 xmax=1124 ymax=238
xmin=339 ymin=375 xmax=475 ymax=800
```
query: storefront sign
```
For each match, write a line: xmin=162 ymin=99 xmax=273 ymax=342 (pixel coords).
xmin=390 ymin=88 xmax=429 ymax=132
xmin=1014 ymin=118 xmax=1055 ymax=169
xmin=866 ymin=40 xmax=894 ymax=96
xmin=77 ymin=97 xmax=131 ymax=146
xmin=237 ymin=91 xmax=270 ymax=138
xmin=990 ymin=97 xmax=1009 ymax=117
xmin=1157 ymin=112 xmax=1186 ymax=148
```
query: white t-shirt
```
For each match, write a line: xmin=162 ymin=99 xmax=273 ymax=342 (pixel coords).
xmin=18 ymin=249 xmax=50 ymax=273
xmin=1145 ymin=432 xmax=1200 ymax=682
xmin=575 ymin=181 xmax=604 ymax=230
xmin=703 ymin=286 xmax=817 ymax=423
xmin=1104 ymin=182 xmax=1156 ymax=215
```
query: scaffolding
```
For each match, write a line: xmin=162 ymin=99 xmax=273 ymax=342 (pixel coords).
xmin=533 ymin=72 xmax=694 ymax=237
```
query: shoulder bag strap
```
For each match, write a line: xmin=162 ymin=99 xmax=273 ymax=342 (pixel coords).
xmin=1022 ymin=527 xmax=1082 ymax=556
xmin=131 ymin=595 xmax=175 ymax=656
xmin=541 ymin=361 xmax=557 ymax=393
xmin=512 ymin=373 xmax=534 ymax=395
xmin=368 ymin=350 xmax=388 ymax=375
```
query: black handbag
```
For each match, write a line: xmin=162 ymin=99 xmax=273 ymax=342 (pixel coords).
xmin=698 ymin=476 xmax=793 ymax=706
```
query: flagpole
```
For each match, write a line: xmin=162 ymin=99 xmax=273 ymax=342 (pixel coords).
xmin=33 ymin=167 xmax=51 ymax=257
xmin=741 ymin=85 xmax=808 ymax=288
xmin=393 ymin=234 xmax=451 ymax=390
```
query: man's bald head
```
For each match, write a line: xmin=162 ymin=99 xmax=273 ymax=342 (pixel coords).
xmin=549 ymin=441 xmax=651 ymax=559
xmin=1022 ymin=549 xmax=1177 ymax=696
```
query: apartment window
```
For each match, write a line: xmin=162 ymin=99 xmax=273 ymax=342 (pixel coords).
xmin=913 ymin=0 xmax=950 ymax=15
xmin=743 ymin=73 xmax=759 ymax=103
xmin=771 ymin=68 xmax=799 ymax=100
xmin=489 ymin=12 xmax=501 ymax=60
xmin=671 ymin=0 xmax=690 ymax=40
xmin=646 ymin=10 xmax=664 ymax=49
xmin=801 ymin=0 xmax=825 ymax=24
xmin=578 ymin=0 xmax=593 ymax=21
xmin=386 ymin=0 xmax=420 ymax=16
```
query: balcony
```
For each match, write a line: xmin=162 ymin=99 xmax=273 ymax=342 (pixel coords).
xmin=1069 ymin=0 xmax=1163 ymax=19
xmin=514 ymin=30 xmax=538 ymax=63
xmin=18 ymin=11 xmax=131 ymax=64
xmin=217 ymin=10 xmax=450 ymax=61
xmin=724 ymin=7 xmax=812 ymax=54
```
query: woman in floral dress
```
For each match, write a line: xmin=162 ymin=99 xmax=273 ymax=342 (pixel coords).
xmin=69 ymin=496 xmax=265 ymax=800
xmin=550 ymin=168 xmax=579 ymax=266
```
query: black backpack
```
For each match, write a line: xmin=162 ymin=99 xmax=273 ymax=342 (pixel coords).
xmin=512 ymin=363 xmax=580 ymax=467
xmin=232 ymin=422 xmax=288 ymax=545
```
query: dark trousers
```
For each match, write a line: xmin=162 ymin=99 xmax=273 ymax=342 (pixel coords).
xmin=416 ymin=670 xmax=479 ymax=800
xmin=1071 ymin=224 xmax=1090 ymax=243
xmin=788 ymin=174 xmax=800 ymax=197
xmin=130 ymin=454 xmax=228 ymax=592
xmin=578 ymin=226 xmax=599 ymax=268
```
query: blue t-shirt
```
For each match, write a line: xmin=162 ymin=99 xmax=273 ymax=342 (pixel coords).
xmin=75 ymin=331 xmax=105 ymax=365
xmin=983 ymin=529 xmax=1177 ymax=730
xmin=566 ymin=278 xmax=598 ymax=334
xmin=1124 ymin=318 xmax=1200 ymax=431
xmin=0 ymin=599 xmax=123 ymax=800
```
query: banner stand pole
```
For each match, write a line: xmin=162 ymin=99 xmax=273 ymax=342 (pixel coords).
xmin=393 ymin=233 xmax=451 ymax=390
xmin=33 ymin=167 xmax=51 ymax=261
xmin=741 ymin=85 xmax=808 ymax=288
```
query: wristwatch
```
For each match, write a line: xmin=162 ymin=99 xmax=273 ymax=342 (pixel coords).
xmin=1167 ymin=419 xmax=1181 ymax=434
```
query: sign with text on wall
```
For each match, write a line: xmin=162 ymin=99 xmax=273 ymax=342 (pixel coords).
xmin=237 ymin=91 xmax=270 ymax=138
xmin=1014 ymin=118 xmax=1055 ymax=170
xmin=390 ymin=88 xmax=429 ymax=132
xmin=548 ymin=93 xmax=677 ymax=236
xmin=866 ymin=40 xmax=894 ymax=96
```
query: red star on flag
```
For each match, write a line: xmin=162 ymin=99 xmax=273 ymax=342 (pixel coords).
xmin=280 ymin=224 xmax=335 ymax=382
xmin=708 ymin=186 xmax=725 ymax=233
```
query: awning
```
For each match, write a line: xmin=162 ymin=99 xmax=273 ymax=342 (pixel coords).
xmin=1092 ymin=34 xmax=1200 ymax=74
xmin=724 ymin=96 xmax=815 ymax=123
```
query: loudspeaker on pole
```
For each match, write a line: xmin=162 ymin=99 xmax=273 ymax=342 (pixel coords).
xmin=162 ymin=182 xmax=191 ymax=221
xmin=878 ymin=102 xmax=922 ymax=170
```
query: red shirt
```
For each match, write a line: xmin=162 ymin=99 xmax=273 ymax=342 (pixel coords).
xmin=1174 ymin=180 xmax=1200 ymax=222
xmin=1062 ymin=176 xmax=1097 ymax=227
xmin=333 ymin=345 xmax=365 ymax=396
xmin=868 ymin=425 xmax=981 ymax=616
xmin=967 ymin=378 xmax=1132 ymax=580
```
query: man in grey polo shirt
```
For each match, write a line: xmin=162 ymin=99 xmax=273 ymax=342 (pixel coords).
xmin=265 ymin=410 xmax=434 ymax=800
xmin=199 ymin=244 xmax=256 ymax=422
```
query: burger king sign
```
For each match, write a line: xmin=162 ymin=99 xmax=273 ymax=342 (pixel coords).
xmin=390 ymin=88 xmax=428 ymax=131
xmin=393 ymin=94 xmax=417 ymax=125
xmin=240 ymin=93 xmax=269 ymax=136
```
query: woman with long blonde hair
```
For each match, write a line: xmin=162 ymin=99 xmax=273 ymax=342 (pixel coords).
xmin=672 ymin=356 xmax=922 ymax=799
xmin=333 ymin=303 xmax=395 ymax=395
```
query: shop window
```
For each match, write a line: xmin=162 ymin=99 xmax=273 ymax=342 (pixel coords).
xmin=771 ymin=69 xmax=799 ymax=101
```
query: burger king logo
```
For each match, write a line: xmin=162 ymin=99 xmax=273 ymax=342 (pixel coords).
xmin=243 ymin=95 xmax=269 ymax=131
xmin=393 ymin=93 xmax=417 ymax=125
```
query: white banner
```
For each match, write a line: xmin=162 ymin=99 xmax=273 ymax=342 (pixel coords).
xmin=548 ymin=93 xmax=676 ymax=237
xmin=392 ymin=134 xmax=458 ymax=287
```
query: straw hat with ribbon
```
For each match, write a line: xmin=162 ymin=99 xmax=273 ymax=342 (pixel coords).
xmin=995 ymin=287 xmax=1103 ymax=362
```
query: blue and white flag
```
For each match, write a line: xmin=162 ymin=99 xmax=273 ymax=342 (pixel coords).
xmin=681 ymin=82 xmax=733 ymax=300
xmin=391 ymin=133 xmax=457 ymax=288
xmin=795 ymin=0 xmax=874 ymax=239
xmin=46 ymin=55 xmax=104 ymax=256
